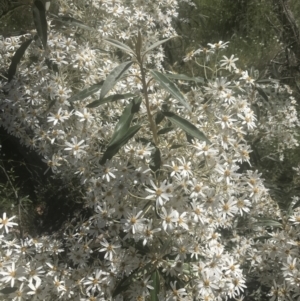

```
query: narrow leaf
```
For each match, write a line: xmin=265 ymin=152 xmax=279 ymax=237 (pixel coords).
xmin=68 ymin=82 xmax=104 ymax=103
xmin=150 ymin=270 xmax=160 ymax=301
xmin=32 ymin=0 xmax=47 ymax=49
xmin=155 ymin=111 xmax=165 ymax=125
xmin=136 ymin=30 xmax=142 ymax=60
xmin=165 ymin=73 xmax=205 ymax=83
xmin=253 ymin=218 xmax=282 ymax=228
xmin=109 ymin=97 xmax=142 ymax=146
xmin=149 ymin=147 xmax=161 ymax=173
xmin=104 ymin=38 xmax=135 ymax=55
xmin=143 ymin=36 xmax=175 ymax=56
xmin=157 ymin=127 xmax=174 ymax=135
xmin=100 ymin=61 xmax=133 ymax=100
xmin=100 ymin=124 xmax=141 ymax=164
xmin=163 ymin=111 xmax=211 ymax=144
xmin=0 ymin=287 xmax=18 ymax=294
xmin=7 ymin=39 xmax=33 ymax=82
xmin=86 ymin=93 xmax=135 ymax=108
xmin=150 ymin=70 xmax=191 ymax=111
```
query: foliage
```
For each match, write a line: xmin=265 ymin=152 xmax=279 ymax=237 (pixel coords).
xmin=0 ymin=0 xmax=300 ymax=301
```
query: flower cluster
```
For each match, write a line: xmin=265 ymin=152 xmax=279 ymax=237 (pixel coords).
xmin=0 ymin=0 xmax=300 ymax=300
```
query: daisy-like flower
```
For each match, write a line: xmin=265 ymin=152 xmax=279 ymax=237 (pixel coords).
xmin=64 ymin=137 xmax=87 ymax=158
xmin=219 ymin=197 xmax=238 ymax=218
xmin=47 ymin=108 xmax=70 ymax=126
xmin=145 ymin=180 xmax=173 ymax=207
xmin=205 ymin=77 xmax=231 ymax=97
xmin=140 ymin=219 xmax=161 ymax=246
xmin=83 ymin=269 xmax=107 ymax=293
xmin=121 ymin=207 xmax=145 ymax=235
xmin=160 ymin=207 xmax=178 ymax=232
xmin=75 ymin=108 xmax=94 ymax=123
xmin=0 ymin=262 xmax=24 ymax=287
xmin=99 ymin=238 xmax=121 ymax=260
xmin=0 ymin=212 xmax=18 ymax=233
xmin=220 ymin=54 xmax=239 ymax=71
xmin=166 ymin=281 xmax=187 ymax=301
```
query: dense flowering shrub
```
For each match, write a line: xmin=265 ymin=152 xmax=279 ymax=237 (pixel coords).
xmin=0 ymin=0 xmax=300 ymax=301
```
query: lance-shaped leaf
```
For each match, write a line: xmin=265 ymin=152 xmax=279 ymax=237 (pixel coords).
xmin=103 ymin=38 xmax=135 ymax=55
xmin=143 ymin=36 xmax=175 ymax=56
xmin=0 ymin=287 xmax=18 ymax=294
xmin=32 ymin=0 xmax=47 ymax=49
xmin=7 ymin=39 xmax=33 ymax=82
xmin=135 ymin=30 xmax=142 ymax=61
xmin=150 ymin=270 xmax=160 ymax=301
xmin=157 ymin=127 xmax=174 ymax=135
xmin=100 ymin=124 xmax=141 ymax=165
xmin=100 ymin=61 xmax=133 ymax=100
xmin=109 ymin=97 xmax=142 ymax=146
xmin=86 ymin=93 xmax=135 ymax=108
xmin=165 ymin=73 xmax=205 ymax=83
xmin=150 ymin=70 xmax=191 ymax=111
xmin=68 ymin=82 xmax=104 ymax=103
xmin=53 ymin=15 xmax=94 ymax=30
xmin=252 ymin=218 xmax=282 ymax=228
xmin=155 ymin=110 xmax=165 ymax=125
xmin=149 ymin=147 xmax=161 ymax=173
xmin=163 ymin=111 xmax=211 ymax=144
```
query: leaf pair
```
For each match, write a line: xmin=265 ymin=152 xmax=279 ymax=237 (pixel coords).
xmin=100 ymin=97 xmax=142 ymax=165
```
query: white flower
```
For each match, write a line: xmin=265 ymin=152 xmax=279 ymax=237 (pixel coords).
xmin=64 ymin=137 xmax=87 ymax=158
xmin=145 ymin=180 xmax=173 ymax=207
xmin=0 ymin=212 xmax=17 ymax=233
xmin=121 ymin=207 xmax=145 ymax=235
xmin=160 ymin=207 xmax=178 ymax=232
xmin=99 ymin=238 xmax=121 ymax=260
xmin=220 ymin=55 xmax=239 ymax=71
xmin=47 ymin=108 xmax=70 ymax=125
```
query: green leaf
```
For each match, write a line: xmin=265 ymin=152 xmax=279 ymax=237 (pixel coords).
xmin=143 ymin=36 xmax=175 ymax=56
xmin=0 ymin=287 xmax=18 ymax=294
xmin=255 ymin=86 xmax=269 ymax=102
xmin=53 ymin=15 xmax=94 ymax=30
xmin=155 ymin=110 xmax=165 ymax=125
xmin=32 ymin=0 xmax=47 ymax=49
xmin=252 ymin=218 xmax=282 ymax=228
xmin=163 ymin=111 xmax=211 ymax=144
xmin=136 ymin=30 xmax=142 ymax=60
xmin=104 ymin=37 xmax=135 ymax=55
xmin=170 ymin=144 xmax=184 ymax=149
xmin=7 ymin=39 xmax=33 ymax=82
xmin=157 ymin=127 xmax=174 ymax=135
xmin=164 ymin=73 xmax=205 ymax=83
xmin=150 ymin=70 xmax=191 ymax=111
xmin=150 ymin=270 xmax=160 ymax=301
xmin=86 ymin=93 xmax=136 ymax=108
xmin=100 ymin=61 xmax=133 ymax=100
xmin=109 ymin=97 xmax=142 ymax=146
xmin=100 ymin=124 xmax=141 ymax=164
xmin=253 ymin=235 xmax=271 ymax=242
xmin=149 ymin=147 xmax=161 ymax=173
xmin=68 ymin=82 xmax=104 ymax=103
